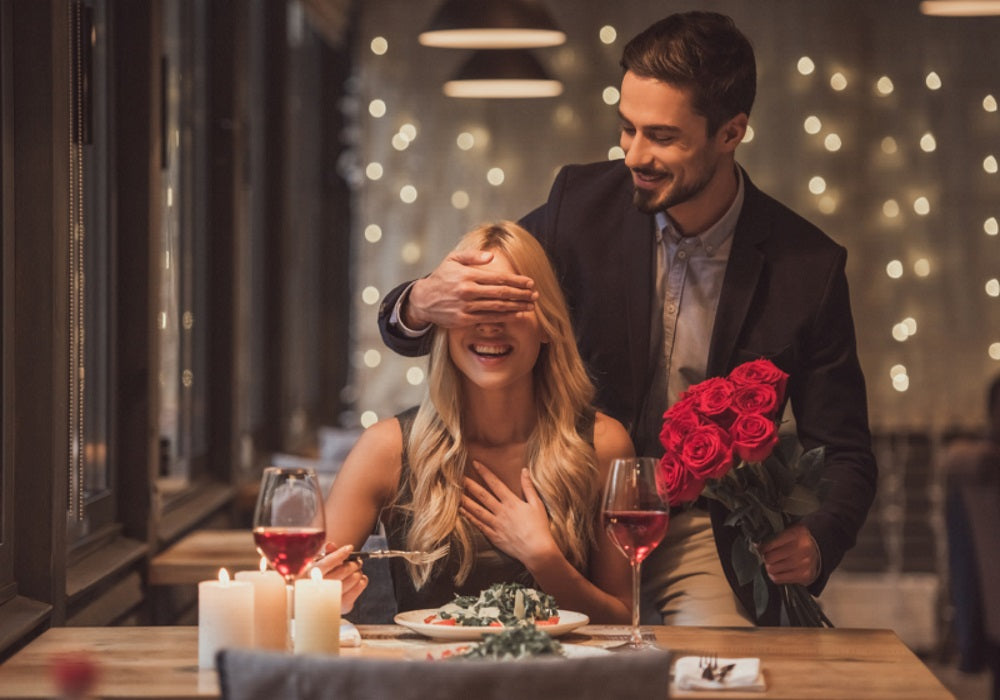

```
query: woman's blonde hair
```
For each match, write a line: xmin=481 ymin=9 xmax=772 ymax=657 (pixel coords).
xmin=402 ymin=221 xmax=599 ymax=588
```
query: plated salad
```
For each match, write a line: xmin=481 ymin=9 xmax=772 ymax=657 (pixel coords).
xmin=434 ymin=625 xmax=564 ymax=660
xmin=422 ymin=582 xmax=560 ymax=627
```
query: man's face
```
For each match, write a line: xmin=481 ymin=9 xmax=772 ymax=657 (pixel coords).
xmin=618 ymin=71 xmax=730 ymax=217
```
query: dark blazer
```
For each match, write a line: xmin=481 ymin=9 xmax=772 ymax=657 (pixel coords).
xmin=378 ymin=159 xmax=877 ymax=625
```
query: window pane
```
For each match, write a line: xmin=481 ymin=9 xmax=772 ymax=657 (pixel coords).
xmin=158 ymin=0 xmax=208 ymax=486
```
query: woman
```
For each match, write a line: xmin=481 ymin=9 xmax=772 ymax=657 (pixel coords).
xmin=317 ymin=221 xmax=633 ymax=623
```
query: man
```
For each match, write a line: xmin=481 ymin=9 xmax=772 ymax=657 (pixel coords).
xmin=377 ymin=11 xmax=876 ymax=626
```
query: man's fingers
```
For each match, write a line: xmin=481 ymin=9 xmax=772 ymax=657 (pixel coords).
xmin=454 ymin=280 xmax=537 ymax=301
xmin=448 ymin=250 xmax=495 ymax=266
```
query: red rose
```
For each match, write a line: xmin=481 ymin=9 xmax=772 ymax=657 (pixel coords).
xmin=680 ymin=423 xmax=734 ymax=480
xmin=732 ymin=383 xmax=779 ymax=417
xmin=731 ymin=413 xmax=779 ymax=462
xmin=659 ymin=400 xmax=703 ymax=453
xmin=728 ymin=358 xmax=789 ymax=403
xmin=690 ymin=377 xmax=735 ymax=424
xmin=657 ymin=453 xmax=705 ymax=507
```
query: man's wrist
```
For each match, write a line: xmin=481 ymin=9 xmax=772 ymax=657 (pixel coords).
xmin=390 ymin=281 xmax=432 ymax=338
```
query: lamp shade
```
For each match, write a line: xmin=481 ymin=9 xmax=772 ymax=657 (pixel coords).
xmin=419 ymin=0 xmax=566 ymax=48
xmin=919 ymin=0 xmax=1000 ymax=14
xmin=443 ymin=49 xmax=563 ymax=98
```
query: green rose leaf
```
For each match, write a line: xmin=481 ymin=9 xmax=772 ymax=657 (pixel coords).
xmin=782 ymin=484 xmax=820 ymax=516
xmin=731 ymin=535 xmax=760 ymax=587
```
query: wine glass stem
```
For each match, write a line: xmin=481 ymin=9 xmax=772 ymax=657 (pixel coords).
xmin=285 ymin=583 xmax=295 ymax=652
xmin=630 ymin=560 xmax=642 ymax=647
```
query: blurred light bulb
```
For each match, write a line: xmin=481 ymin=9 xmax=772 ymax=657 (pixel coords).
xmin=797 ymin=56 xmax=815 ymax=75
xmin=406 ymin=366 xmax=425 ymax=385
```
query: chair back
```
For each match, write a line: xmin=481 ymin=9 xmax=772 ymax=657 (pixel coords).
xmin=960 ymin=476 xmax=1000 ymax=642
xmin=218 ymin=646 xmax=672 ymax=700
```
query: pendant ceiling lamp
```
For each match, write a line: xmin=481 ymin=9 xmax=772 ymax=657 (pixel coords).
xmin=443 ymin=49 xmax=563 ymax=99
xmin=919 ymin=0 xmax=1000 ymax=14
xmin=419 ymin=0 xmax=566 ymax=48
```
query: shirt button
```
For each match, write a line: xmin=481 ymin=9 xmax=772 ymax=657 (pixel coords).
xmin=666 ymin=304 xmax=677 ymax=314
xmin=677 ymin=250 xmax=687 ymax=260
xmin=706 ymin=245 xmax=714 ymax=254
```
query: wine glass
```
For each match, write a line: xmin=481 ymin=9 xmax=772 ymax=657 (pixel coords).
xmin=602 ymin=457 xmax=669 ymax=650
xmin=252 ymin=466 xmax=326 ymax=648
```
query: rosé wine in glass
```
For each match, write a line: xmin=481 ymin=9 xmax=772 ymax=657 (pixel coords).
xmin=252 ymin=526 xmax=326 ymax=581
xmin=603 ymin=509 xmax=670 ymax=565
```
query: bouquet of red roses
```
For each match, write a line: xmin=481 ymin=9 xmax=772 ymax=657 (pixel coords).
xmin=656 ymin=358 xmax=832 ymax=627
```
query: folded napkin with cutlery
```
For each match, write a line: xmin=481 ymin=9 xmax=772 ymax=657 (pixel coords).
xmin=674 ymin=656 xmax=765 ymax=691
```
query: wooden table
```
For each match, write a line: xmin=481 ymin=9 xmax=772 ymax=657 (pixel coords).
xmin=149 ymin=530 xmax=260 ymax=586
xmin=0 ymin=624 xmax=952 ymax=699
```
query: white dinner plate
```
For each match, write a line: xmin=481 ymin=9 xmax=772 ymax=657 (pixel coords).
xmin=415 ymin=640 xmax=611 ymax=661
xmin=393 ymin=609 xmax=590 ymax=641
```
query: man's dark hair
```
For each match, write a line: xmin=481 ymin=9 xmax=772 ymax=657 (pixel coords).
xmin=620 ymin=11 xmax=756 ymax=135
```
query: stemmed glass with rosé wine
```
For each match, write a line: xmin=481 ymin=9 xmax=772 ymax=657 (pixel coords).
xmin=602 ymin=457 xmax=670 ymax=650
xmin=252 ymin=466 xmax=326 ymax=648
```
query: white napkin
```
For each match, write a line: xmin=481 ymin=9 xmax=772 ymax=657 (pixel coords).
xmin=673 ymin=656 xmax=765 ymax=691
xmin=339 ymin=621 xmax=361 ymax=647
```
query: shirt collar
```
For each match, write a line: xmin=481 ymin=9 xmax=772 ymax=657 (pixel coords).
xmin=654 ymin=166 xmax=744 ymax=257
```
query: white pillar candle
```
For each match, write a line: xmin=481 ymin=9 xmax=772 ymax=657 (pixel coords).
xmin=293 ymin=567 xmax=341 ymax=655
xmin=235 ymin=559 xmax=289 ymax=650
xmin=198 ymin=568 xmax=254 ymax=669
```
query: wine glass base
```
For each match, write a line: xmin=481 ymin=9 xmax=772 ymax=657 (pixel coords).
xmin=606 ymin=638 xmax=661 ymax=651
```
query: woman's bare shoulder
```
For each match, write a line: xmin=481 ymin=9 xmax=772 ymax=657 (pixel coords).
xmin=593 ymin=412 xmax=635 ymax=464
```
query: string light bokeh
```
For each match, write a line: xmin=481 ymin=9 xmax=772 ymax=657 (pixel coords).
xmin=344 ymin=1 xmax=999 ymax=434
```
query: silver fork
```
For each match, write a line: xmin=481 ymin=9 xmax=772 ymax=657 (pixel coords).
xmin=347 ymin=545 xmax=449 ymax=565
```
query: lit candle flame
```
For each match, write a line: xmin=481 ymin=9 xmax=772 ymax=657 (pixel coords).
xmin=218 ymin=568 xmax=230 ymax=584
xmin=310 ymin=566 xmax=323 ymax=582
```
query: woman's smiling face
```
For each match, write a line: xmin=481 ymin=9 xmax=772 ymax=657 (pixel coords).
xmin=447 ymin=249 xmax=547 ymax=394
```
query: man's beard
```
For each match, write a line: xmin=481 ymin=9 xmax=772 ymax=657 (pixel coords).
xmin=630 ymin=164 xmax=716 ymax=215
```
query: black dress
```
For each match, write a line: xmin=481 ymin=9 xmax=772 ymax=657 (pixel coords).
xmin=383 ymin=406 xmax=594 ymax=612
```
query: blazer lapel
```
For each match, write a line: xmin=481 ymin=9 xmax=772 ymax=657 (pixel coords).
xmin=622 ymin=199 xmax=656 ymax=414
xmin=707 ymin=175 xmax=768 ymax=377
